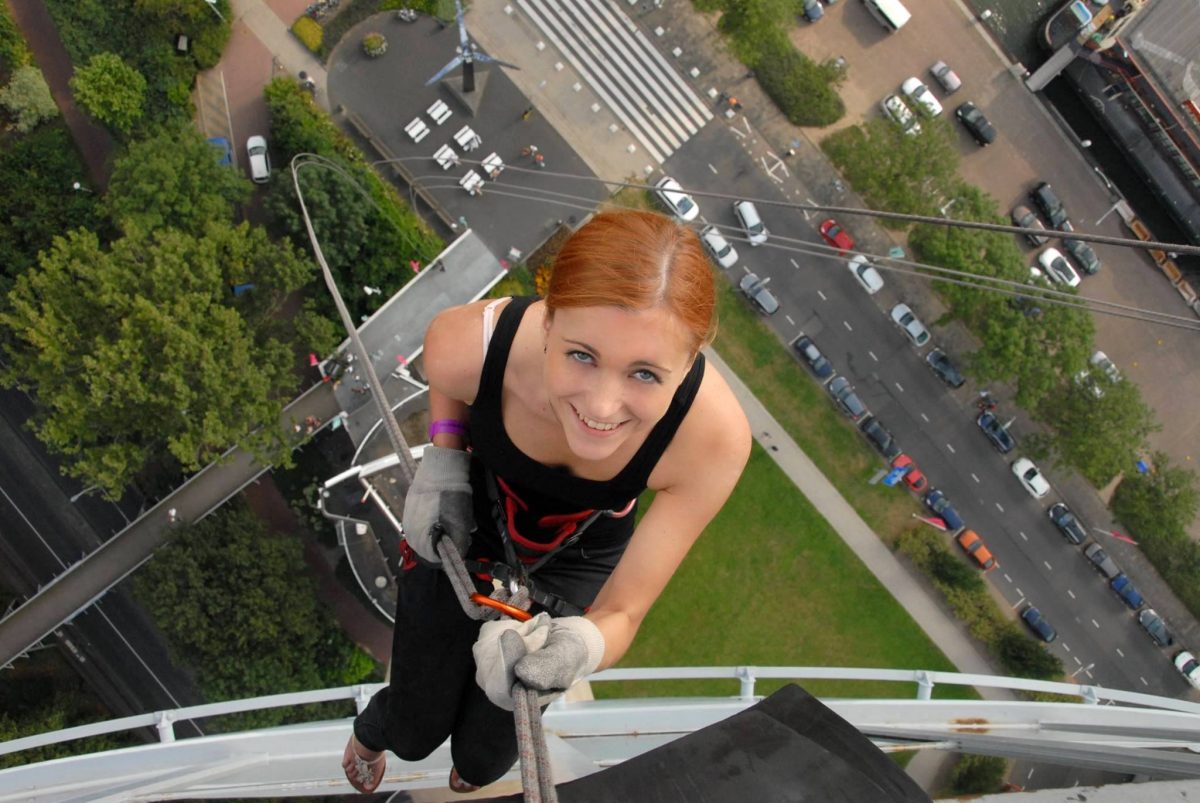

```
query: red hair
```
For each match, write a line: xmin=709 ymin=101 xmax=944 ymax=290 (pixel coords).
xmin=545 ymin=210 xmax=716 ymax=353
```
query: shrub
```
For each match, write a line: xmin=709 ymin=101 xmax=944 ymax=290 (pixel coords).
xmin=948 ymin=754 xmax=1007 ymax=795
xmin=362 ymin=32 xmax=387 ymax=58
xmin=69 ymin=52 xmax=146 ymax=136
xmin=0 ymin=65 xmax=59 ymax=132
xmin=292 ymin=16 xmax=324 ymax=53
xmin=995 ymin=625 xmax=1062 ymax=680
xmin=750 ymin=30 xmax=844 ymax=127
xmin=0 ymin=4 xmax=30 ymax=76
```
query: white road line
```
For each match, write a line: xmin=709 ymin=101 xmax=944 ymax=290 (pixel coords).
xmin=1116 ymin=648 xmax=1124 ymax=658
xmin=707 ymin=163 xmax=718 ymax=173
xmin=843 ymin=321 xmax=853 ymax=332
xmin=868 ymin=351 xmax=878 ymax=362
xmin=0 ymin=483 xmax=67 ymax=570
xmin=790 ymin=258 xmax=799 ymax=269
xmin=817 ymin=290 xmax=827 ymax=301
xmin=1063 ymin=643 xmax=1071 ymax=653
xmin=1011 ymin=597 xmax=1025 ymax=609
xmin=730 ymin=125 xmax=746 ymax=140
xmin=1074 ymin=656 xmax=1082 ymax=666
xmin=1002 ymin=573 xmax=1012 ymax=583
xmin=1043 ymin=560 xmax=1052 ymax=571
xmin=894 ymin=382 xmax=904 ymax=393
xmin=785 ymin=315 xmax=795 ymax=326
xmin=1067 ymin=589 xmax=1076 ymax=599
xmin=1085 ymin=669 xmax=1094 ymax=680
xmin=1140 ymin=676 xmax=1149 ymax=687
xmin=1092 ymin=619 xmax=1100 ymax=628
xmin=995 ymin=503 xmax=1005 ymax=513
xmin=971 ymin=473 xmax=980 ymax=483
xmin=1019 ymin=531 xmax=1028 ymax=541
xmin=1027 ymin=768 xmax=1035 ymax=780
xmin=946 ymin=443 xmax=956 ymax=454
xmin=1015 ymin=588 xmax=1023 ymax=599
xmin=920 ymin=413 xmax=929 ymax=423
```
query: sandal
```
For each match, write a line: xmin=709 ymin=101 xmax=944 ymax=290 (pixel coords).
xmin=341 ymin=733 xmax=386 ymax=793
xmin=449 ymin=766 xmax=481 ymax=794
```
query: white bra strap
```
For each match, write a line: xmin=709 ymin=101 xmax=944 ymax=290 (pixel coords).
xmin=481 ymin=298 xmax=507 ymax=355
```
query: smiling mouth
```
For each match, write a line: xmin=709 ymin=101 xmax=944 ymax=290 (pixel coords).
xmin=571 ymin=405 xmax=624 ymax=433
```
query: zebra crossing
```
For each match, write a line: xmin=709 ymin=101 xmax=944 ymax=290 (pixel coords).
xmin=516 ymin=0 xmax=713 ymax=164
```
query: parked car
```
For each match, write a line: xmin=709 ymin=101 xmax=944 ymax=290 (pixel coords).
xmin=954 ymin=102 xmax=996 ymax=146
xmin=1038 ymin=247 xmax=1081 ymax=288
xmin=1012 ymin=457 xmax=1051 ymax=499
xmin=246 ymin=135 xmax=271 ymax=183
xmin=739 ymin=273 xmax=779 ymax=315
xmin=957 ymin=529 xmax=997 ymax=571
xmin=1021 ymin=605 xmax=1057 ymax=642
xmin=700 ymin=225 xmax=738 ymax=268
xmin=1031 ymin=182 xmax=1069 ymax=228
xmin=1090 ymin=350 xmax=1121 ymax=383
xmin=1011 ymin=204 xmax=1048 ymax=246
xmin=901 ymin=77 xmax=943 ymax=116
xmin=1174 ymin=651 xmax=1200 ymax=689
xmin=930 ymin=60 xmax=962 ymax=93
xmin=925 ymin=349 xmax=964 ymax=388
xmin=890 ymin=303 xmax=931 ymax=347
xmin=733 ymin=200 xmax=769 ymax=246
xmin=654 ymin=175 xmax=699 ymax=221
xmin=891 ymin=454 xmax=928 ymax=492
xmin=881 ymin=94 xmax=921 ymax=136
xmin=819 ymin=218 xmax=856 ymax=254
xmin=827 ymin=375 xmax=868 ymax=421
xmin=847 ymin=255 xmax=884 ymax=294
xmin=793 ymin=335 xmax=834 ymax=380
xmin=801 ymin=0 xmax=825 ymax=21
xmin=1047 ymin=503 xmax=1086 ymax=545
xmin=1083 ymin=542 xmax=1121 ymax=580
xmin=1064 ymin=237 xmax=1101 ymax=275
xmin=1073 ymin=368 xmax=1105 ymax=400
xmin=976 ymin=411 xmax=1015 ymax=454
xmin=1110 ymin=574 xmax=1145 ymax=610
xmin=924 ymin=489 xmax=965 ymax=531
xmin=1138 ymin=608 xmax=1174 ymax=648
xmin=208 ymin=136 xmax=233 ymax=167
xmin=860 ymin=415 xmax=901 ymax=460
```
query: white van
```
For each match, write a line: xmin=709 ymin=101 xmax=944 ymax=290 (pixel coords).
xmin=862 ymin=0 xmax=911 ymax=31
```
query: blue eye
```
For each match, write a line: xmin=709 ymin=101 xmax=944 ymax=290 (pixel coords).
xmin=568 ymin=350 xmax=594 ymax=364
xmin=633 ymin=369 xmax=661 ymax=384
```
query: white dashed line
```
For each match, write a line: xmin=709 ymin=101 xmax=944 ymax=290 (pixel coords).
xmin=1019 ymin=531 xmax=1028 ymax=541
xmin=817 ymin=290 xmax=827 ymax=301
xmin=920 ymin=413 xmax=929 ymax=423
xmin=995 ymin=503 xmax=1005 ymax=513
xmin=843 ymin=321 xmax=853 ymax=332
xmin=1027 ymin=769 xmax=1035 ymax=780
xmin=895 ymin=382 xmax=904 ymax=393
xmin=1002 ymin=573 xmax=1012 ymax=583
xmin=1014 ymin=588 xmax=1023 ymax=599
xmin=1074 ymin=656 xmax=1082 ymax=666
xmin=1011 ymin=597 xmax=1025 ymax=609
xmin=790 ymin=258 xmax=799 ymax=269
xmin=1063 ymin=643 xmax=1071 ymax=653
xmin=1043 ymin=560 xmax=1053 ymax=571
xmin=1067 ymin=589 xmax=1076 ymax=599
xmin=1116 ymin=648 xmax=1124 ymax=658
xmin=708 ymin=163 xmax=719 ymax=173
xmin=1092 ymin=619 xmax=1100 ymax=629
xmin=785 ymin=315 xmax=795 ymax=326
xmin=971 ymin=473 xmax=980 ymax=483
xmin=946 ymin=444 xmax=956 ymax=454
xmin=868 ymin=351 xmax=878 ymax=362
xmin=1140 ymin=676 xmax=1149 ymax=687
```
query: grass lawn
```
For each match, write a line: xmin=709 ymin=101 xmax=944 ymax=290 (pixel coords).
xmin=599 ymin=264 xmax=975 ymax=701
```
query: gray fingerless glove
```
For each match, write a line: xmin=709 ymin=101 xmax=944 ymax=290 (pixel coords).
xmin=401 ymin=446 xmax=474 ymax=564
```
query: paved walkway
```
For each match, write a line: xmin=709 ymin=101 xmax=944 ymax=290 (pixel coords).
xmin=5 ymin=0 xmax=114 ymax=188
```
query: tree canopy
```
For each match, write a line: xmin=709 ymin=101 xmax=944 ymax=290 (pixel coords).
xmin=69 ymin=52 xmax=146 ymax=135
xmin=0 ymin=64 xmax=58 ymax=133
xmin=106 ymin=122 xmax=251 ymax=236
xmin=0 ymin=222 xmax=315 ymax=495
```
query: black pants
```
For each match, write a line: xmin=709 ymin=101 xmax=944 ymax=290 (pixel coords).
xmin=353 ymin=541 xmax=624 ymax=786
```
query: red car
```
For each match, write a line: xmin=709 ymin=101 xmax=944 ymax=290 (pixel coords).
xmin=819 ymin=218 xmax=855 ymax=254
xmin=891 ymin=454 xmax=928 ymax=492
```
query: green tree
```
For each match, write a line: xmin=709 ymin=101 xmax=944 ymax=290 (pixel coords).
xmin=0 ymin=65 xmax=58 ymax=132
xmin=995 ymin=626 xmax=1062 ymax=680
xmin=752 ymin=32 xmax=844 ymax=127
xmin=69 ymin=52 xmax=146 ymax=135
xmin=266 ymin=161 xmax=372 ymax=277
xmin=0 ymin=222 xmax=316 ymax=496
xmin=948 ymin=754 xmax=1007 ymax=795
xmin=106 ymin=122 xmax=251 ymax=236
xmin=1113 ymin=453 xmax=1200 ymax=540
xmin=132 ymin=504 xmax=375 ymax=726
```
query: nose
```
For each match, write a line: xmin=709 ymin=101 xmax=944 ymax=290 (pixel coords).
xmin=586 ymin=371 xmax=624 ymax=421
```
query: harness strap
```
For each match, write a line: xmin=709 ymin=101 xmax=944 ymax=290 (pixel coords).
xmin=465 ymin=558 xmax=586 ymax=617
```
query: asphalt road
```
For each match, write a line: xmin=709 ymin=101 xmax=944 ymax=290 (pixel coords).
xmin=660 ymin=120 xmax=1189 ymax=702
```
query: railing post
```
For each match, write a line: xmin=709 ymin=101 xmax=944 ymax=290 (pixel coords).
xmin=355 ymin=684 xmax=374 ymax=714
xmin=1080 ymin=686 xmax=1099 ymax=705
xmin=915 ymin=671 xmax=934 ymax=701
xmin=156 ymin=712 xmax=176 ymax=743
xmin=736 ymin=666 xmax=756 ymax=699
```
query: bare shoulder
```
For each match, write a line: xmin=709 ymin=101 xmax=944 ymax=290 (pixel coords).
xmin=424 ymin=298 xmax=509 ymax=405
xmin=651 ymin=360 xmax=751 ymax=494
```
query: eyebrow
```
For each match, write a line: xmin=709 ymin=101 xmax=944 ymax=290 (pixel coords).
xmin=563 ymin=338 xmax=673 ymax=374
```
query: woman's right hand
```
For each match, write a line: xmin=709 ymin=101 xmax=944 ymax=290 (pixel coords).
xmin=401 ymin=446 xmax=474 ymax=564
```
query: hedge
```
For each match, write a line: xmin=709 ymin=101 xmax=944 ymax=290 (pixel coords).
xmin=292 ymin=16 xmax=324 ymax=53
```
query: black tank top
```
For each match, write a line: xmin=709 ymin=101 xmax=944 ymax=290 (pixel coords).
xmin=468 ymin=297 xmax=705 ymax=550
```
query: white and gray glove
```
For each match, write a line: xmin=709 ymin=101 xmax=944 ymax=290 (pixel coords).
xmin=401 ymin=446 xmax=474 ymax=565
xmin=473 ymin=612 xmax=606 ymax=711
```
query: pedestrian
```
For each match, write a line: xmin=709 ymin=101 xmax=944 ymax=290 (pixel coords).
xmin=534 ymin=152 xmax=545 ymax=168
xmin=167 ymin=508 xmax=177 ymax=523
xmin=341 ymin=210 xmax=751 ymax=794
xmin=520 ymin=106 xmax=534 ymax=121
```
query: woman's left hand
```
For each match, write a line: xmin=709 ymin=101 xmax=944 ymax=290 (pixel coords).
xmin=473 ymin=613 xmax=606 ymax=710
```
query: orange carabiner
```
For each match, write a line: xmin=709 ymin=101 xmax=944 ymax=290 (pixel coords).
xmin=471 ymin=592 xmax=533 ymax=622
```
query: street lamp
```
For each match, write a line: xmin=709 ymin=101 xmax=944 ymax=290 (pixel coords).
xmin=71 ymin=181 xmax=93 ymax=193
xmin=69 ymin=484 xmax=100 ymax=503
xmin=203 ymin=0 xmax=225 ymax=22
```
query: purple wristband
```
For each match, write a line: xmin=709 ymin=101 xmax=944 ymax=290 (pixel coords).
xmin=428 ymin=419 xmax=469 ymax=441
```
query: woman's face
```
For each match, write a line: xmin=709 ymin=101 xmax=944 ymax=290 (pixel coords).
xmin=543 ymin=305 xmax=695 ymax=463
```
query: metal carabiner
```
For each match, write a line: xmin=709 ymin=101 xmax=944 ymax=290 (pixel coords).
xmin=470 ymin=592 xmax=533 ymax=622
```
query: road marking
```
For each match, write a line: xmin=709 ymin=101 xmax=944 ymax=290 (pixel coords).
xmin=1011 ymin=597 xmax=1025 ymax=609
xmin=1140 ymin=676 xmax=1149 ymax=687
xmin=790 ymin=258 xmax=799 ymax=269
xmin=1092 ymin=619 xmax=1100 ymax=629
xmin=894 ymin=382 xmax=904 ymax=393
xmin=1003 ymin=573 xmax=1012 ymax=583
xmin=1015 ymin=588 xmax=1023 ymax=599
xmin=920 ymin=413 xmax=930 ymax=423
xmin=1027 ymin=768 xmax=1035 ymax=780
xmin=868 ymin=351 xmax=878 ymax=362
xmin=731 ymin=126 xmax=746 ymax=140
xmin=971 ymin=473 xmax=980 ymax=483
xmin=1019 ymin=531 xmax=1028 ymax=541
xmin=1043 ymin=560 xmax=1053 ymax=571
xmin=1063 ymin=643 xmax=1071 ymax=653
xmin=707 ymin=163 xmax=718 ymax=173
xmin=1067 ymin=589 xmax=1076 ymax=599
xmin=1085 ymin=669 xmax=1094 ymax=680
xmin=1074 ymin=656 xmax=1082 ymax=666
xmin=946 ymin=443 xmax=956 ymax=454
xmin=843 ymin=320 xmax=853 ymax=332
xmin=785 ymin=315 xmax=795 ymax=326
xmin=1116 ymin=648 xmax=1124 ymax=658
xmin=995 ymin=503 xmax=1005 ymax=513
xmin=817 ymin=290 xmax=827 ymax=301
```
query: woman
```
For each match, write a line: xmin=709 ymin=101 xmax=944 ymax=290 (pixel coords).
xmin=342 ymin=209 xmax=750 ymax=794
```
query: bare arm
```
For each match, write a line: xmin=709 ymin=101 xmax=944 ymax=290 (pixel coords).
xmin=584 ymin=374 xmax=750 ymax=668
xmin=422 ymin=300 xmax=499 ymax=449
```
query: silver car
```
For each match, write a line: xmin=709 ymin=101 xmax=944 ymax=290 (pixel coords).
xmin=890 ymin=303 xmax=930 ymax=347
xmin=733 ymin=200 xmax=769 ymax=247
xmin=930 ymin=61 xmax=962 ymax=94
xmin=847 ymin=255 xmax=884 ymax=294
xmin=700 ymin=225 xmax=738 ymax=269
